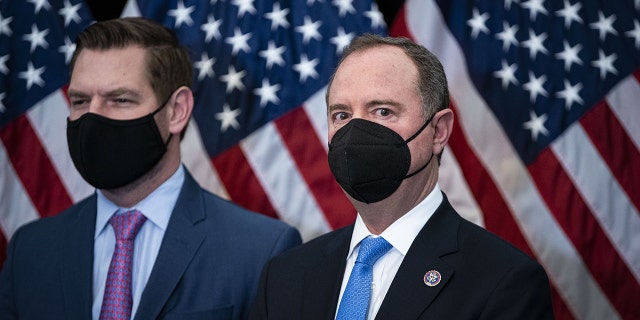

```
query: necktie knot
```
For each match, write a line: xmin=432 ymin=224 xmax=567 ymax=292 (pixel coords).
xmin=110 ymin=209 xmax=146 ymax=241
xmin=355 ymin=236 xmax=392 ymax=267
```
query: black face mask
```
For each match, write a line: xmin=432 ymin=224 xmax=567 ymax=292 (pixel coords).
xmin=66 ymin=99 xmax=172 ymax=190
xmin=328 ymin=116 xmax=435 ymax=204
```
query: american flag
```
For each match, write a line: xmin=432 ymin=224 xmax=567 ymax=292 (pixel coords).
xmin=391 ymin=0 xmax=640 ymax=319
xmin=1 ymin=0 xmax=639 ymax=319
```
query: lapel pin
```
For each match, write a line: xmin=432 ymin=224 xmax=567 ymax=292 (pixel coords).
xmin=423 ymin=270 xmax=442 ymax=287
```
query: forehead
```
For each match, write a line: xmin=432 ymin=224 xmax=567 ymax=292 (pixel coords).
xmin=70 ymin=46 xmax=150 ymax=90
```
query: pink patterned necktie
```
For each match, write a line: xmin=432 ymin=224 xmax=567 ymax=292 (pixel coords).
xmin=99 ymin=210 xmax=147 ymax=320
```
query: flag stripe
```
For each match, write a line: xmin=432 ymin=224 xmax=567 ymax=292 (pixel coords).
xmin=609 ymin=73 xmax=640 ymax=151
xmin=212 ymin=145 xmax=279 ymax=219
xmin=275 ymin=107 xmax=356 ymax=230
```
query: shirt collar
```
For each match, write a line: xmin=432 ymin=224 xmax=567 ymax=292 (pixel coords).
xmin=348 ymin=184 xmax=443 ymax=259
xmin=95 ymin=165 xmax=185 ymax=239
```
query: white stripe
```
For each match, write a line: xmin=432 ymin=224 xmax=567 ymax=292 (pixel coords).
xmin=552 ymin=123 xmax=640 ymax=283
xmin=406 ymin=1 xmax=621 ymax=319
xmin=606 ymin=75 xmax=640 ymax=150
xmin=439 ymin=149 xmax=484 ymax=227
xmin=302 ymin=86 xmax=330 ymax=150
xmin=241 ymin=123 xmax=331 ymax=241
xmin=26 ymin=90 xmax=93 ymax=203
xmin=0 ymin=142 xmax=40 ymax=240
xmin=180 ymin=118 xmax=229 ymax=199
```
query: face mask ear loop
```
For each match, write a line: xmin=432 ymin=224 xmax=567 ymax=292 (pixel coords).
xmin=403 ymin=112 xmax=436 ymax=144
xmin=404 ymin=152 xmax=434 ymax=179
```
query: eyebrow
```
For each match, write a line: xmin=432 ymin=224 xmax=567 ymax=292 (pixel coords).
xmin=365 ymin=99 xmax=402 ymax=109
xmin=66 ymin=88 xmax=142 ymax=100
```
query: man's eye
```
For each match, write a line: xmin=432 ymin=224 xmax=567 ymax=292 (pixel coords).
xmin=376 ymin=108 xmax=391 ymax=117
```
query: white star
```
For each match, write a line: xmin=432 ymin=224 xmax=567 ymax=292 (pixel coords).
xmin=556 ymin=80 xmax=583 ymax=110
xmin=589 ymin=11 xmax=618 ymax=42
xmin=295 ymin=16 xmax=322 ymax=44
xmin=523 ymin=71 xmax=548 ymax=104
xmin=0 ymin=12 xmax=13 ymax=37
xmin=232 ymin=0 xmax=256 ymax=18
xmin=194 ymin=52 xmax=215 ymax=80
xmin=331 ymin=27 xmax=355 ymax=55
xmin=307 ymin=0 xmax=323 ymax=5
xmin=293 ymin=54 xmax=319 ymax=83
xmin=555 ymin=40 xmax=582 ymax=72
xmin=0 ymin=92 xmax=5 ymax=113
xmin=496 ymin=21 xmax=519 ymax=52
xmin=504 ymin=0 xmax=519 ymax=10
xmin=523 ymin=110 xmax=549 ymax=142
xmin=225 ymin=28 xmax=252 ymax=55
xmin=493 ymin=60 xmax=519 ymax=90
xmin=215 ymin=104 xmax=241 ymax=132
xmin=467 ymin=8 xmax=489 ymax=39
xmin=522 ymin=29 xmax=548 ymax=60
xmin=591 ymin=49 xmax=618 ymax=79
xmin=0 ymin=54 xmax=9 ymax=75
xmin=58 ymin=0 xmax=82 ymax=27
xmin=521 ymin=0 xmax=548 ymax=21
xmin=265 ymin=2 xmax=290 ymax=31
xmin=625 ymin=20 xmax=640 ymax=49
xmin=168 ymin=0 xmax=195 ymax=28
xmin=259 ymin=41 xmax=286 ymax=69
xmin=58 ymin=37 xmax=76 ymax=64
xmin=333 ymin=0 xmax=355 ymax=17
xmin=555 ymin=0 xmax=582 ymax=28
xmin=28 ymin=0 xmax=51 ymax=14
xmin=19 ymin=61 xmax=46 ymax=90
xmin=365 ymin=3 xmax=385 ymax=29
xmin=201 ymin=14 xmax=222 ymax=42
xmin=220 ymin=66 xmax=246 ymax=93
xmin=254 ymin=79 xmax=281 ymax=107
xmin=23 ymin=24 xmax=49 ymax=53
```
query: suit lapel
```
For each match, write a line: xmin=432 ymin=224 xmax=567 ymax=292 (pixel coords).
xmin=60 ymin=195 xmax=97 ymax=319
xmin=301 ymin=227 xmax=353 ymax=320
xmin=134 ymin=172 xmax=206 ymax=319
xmin=376 ymin=195 xmax=460 ymax=320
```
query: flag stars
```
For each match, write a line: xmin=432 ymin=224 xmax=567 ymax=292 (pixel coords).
xmin=555 ymin=0 xmax=583 ymax=29
xmin=0 ymin=54 xmax=9 ymax=75
xmin=254 ymin=79 xmax=281 ymax=107
xmin=259 ymin=41 xmax=286 ymax=69
xmin=521 ymin=0 xmax=548 ymax=21
xmin=23 ymin=24 xmax=49 ymax=53
xmin=59 ymin=37 xmax=76 ymax=64
xmin=58 ymin=0 xmax=82 ymax=27
xmin=215 ymin=104 xmax=241 ymax=132
xmin=293 ymin=54 xmax=319 ymax=83
xmin=523 ymin=110 xmax=549 ymax=142
xmin=194 ymin=52 xmax=216 ymax=80
xmin=0 ymin=12 xmax=13 ymax=37
xmin=265 ymin=2 xmax=290 ymax=31
xmin=168 ymin=0 xmax=195 ymax=28
xmin=0 ymin=92 xmax=5 ymax=113
xmin=365 ymin=3 xmax=385 ymax=29
xmin=590 ymin=11 xmax=618 ymax=42
xmin=28 ymin=0 xmax=51 ymax=14
xmin=19 ymin=61 xmax=46 ymax=90
xmin=591 ymin=49 xmax=618 ymax=79
xmin=625 ymin=20 xmax=640 ymax=49
xmin=232 ymin=0 xmax=256 ymax=18
xmin=226 ymin=28 xmax=252 ymax=55
xmin=296 ymin=16 xmax=322 ymax=44
xmin=494 ymin=60 xmax=519 ymax=90
xmin=522 ymin=29 xmax=548 ymax=60
xmin=555 ymin=40 xmax=582 ymax=72
xmin=201 ymin=15 xmax=222 ymax=42
xmin=556 ymin=80 xmax=583 ymax=110
xmin=496 ymin=22 xmax=519 ymax=52
xmin=333 ymin=0 xmax=356 ymax=18
xmin=331 ymin=27 xmax=355 ymax=54
xmin=523 ymin=71 xmax=548 ymax=104
xmin=467 ymin=8 xmax=489 ymax=39
xmin=221 ymin=66 xmax=246 ymax=93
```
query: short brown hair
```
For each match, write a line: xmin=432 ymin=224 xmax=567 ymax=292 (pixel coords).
xmin=70 ymin=17 xmax=192 ymax=107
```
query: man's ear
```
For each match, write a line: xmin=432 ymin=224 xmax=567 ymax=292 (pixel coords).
xmin=168 ymin=86 xmax=194 ymax=135
xmin=432 ymin=109 xmax=454 ymax=155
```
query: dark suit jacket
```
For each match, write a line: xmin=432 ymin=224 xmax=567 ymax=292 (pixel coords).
xmin=250 ymin=193 xmax=554 ymax=319
xmin=0 ymin=170 xmax=302 ymax=320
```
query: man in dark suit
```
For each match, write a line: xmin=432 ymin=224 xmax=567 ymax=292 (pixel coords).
xmin=250 ymin=34 xmax=554 ymax=319
xmin=0 ymin=18 xmax=301 ymax=320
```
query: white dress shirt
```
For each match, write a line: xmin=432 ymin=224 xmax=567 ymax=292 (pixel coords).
xmin=335 ymin=184 xmax=443 ymax=320
xmin=92 ymin=165 xmax=184 ymax=320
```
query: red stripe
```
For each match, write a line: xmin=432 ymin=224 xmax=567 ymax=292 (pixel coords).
xmin=211 ymin=145 xmax=279 ymax=219
xmin=581 ymin=100 xmax=640 ymax=211
xmin=529 ymin=148 xmax=640 ymax=319
xmin=0 ymin=115 xmax=72 ymax=217
xmin=0 ymin=233 xmax=6 ymax=270
xmin=275 ymin=107 xmax=356 ymax=229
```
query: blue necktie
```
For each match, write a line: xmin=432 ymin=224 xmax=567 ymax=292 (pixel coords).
xmin=336 ymin=236 xmax=393 ymax=320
